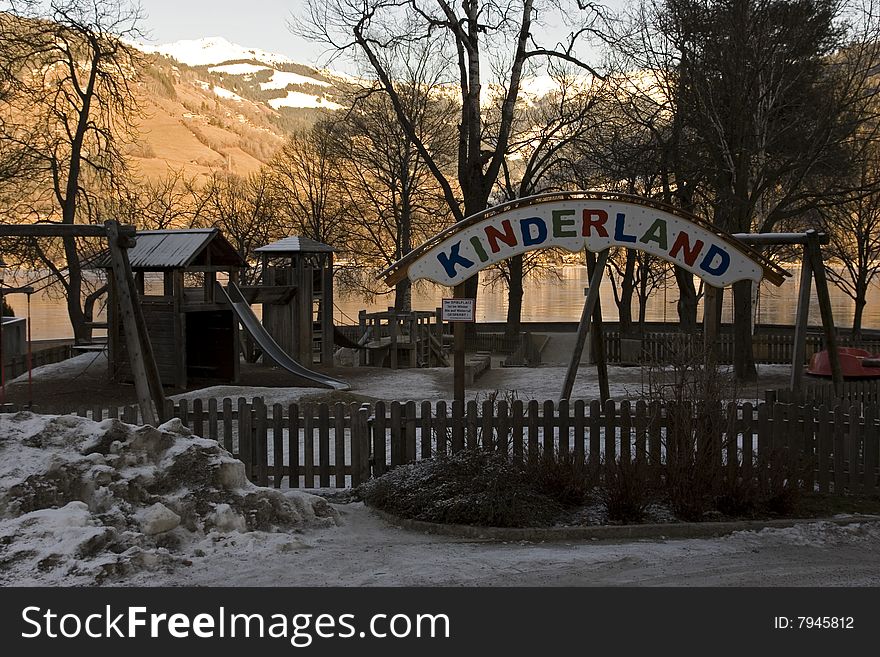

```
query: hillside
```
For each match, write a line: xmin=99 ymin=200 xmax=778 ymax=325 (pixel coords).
xmin=128 ymin=38 xmax=345 ymax=183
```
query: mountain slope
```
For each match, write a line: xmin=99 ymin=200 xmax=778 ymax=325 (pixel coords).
xmin=128 ymin=38 xmax=344 ymax=182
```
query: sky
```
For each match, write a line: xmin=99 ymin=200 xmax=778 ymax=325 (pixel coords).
xmin=136 ymin=0 xmax=628 ymax=68
xmin=137 ymin=0 xmax=327 ymax=64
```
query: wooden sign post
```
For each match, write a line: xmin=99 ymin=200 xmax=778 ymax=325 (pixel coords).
xmin=443 ymin=293 xmax=475 ymax=406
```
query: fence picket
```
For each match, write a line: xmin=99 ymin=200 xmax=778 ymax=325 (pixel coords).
xmin=420 ymin=401 xmax=433 ymax=461
xmin=192 ymin=399 xmax=203 ymax=438
xmin=390 ymin=401 xmax=403 ymax=466
xmin=574 ymin=400 xmax=586 ymax=467
xmin=527 ymin=400 xmax=539 ymax=464
xmin=303 ymin=404 xmax=315 ymax=488
xmin=405 ymin=401 xmax=418 ymax=462
xmin=543 ymin=400 xmax=555 ymax=459
xmin=273 ymin=403 xmax=284 ymax=488
xmin=318 ymin=403 xmax=331 ymax=488
xmin=288 ymin=404 xmax=300 ymax=488
xmin=374 ymin=401 xmax=387 ymax=470
xmin=848 ymin=403 xmax=861 ymax=494
xmin=512 ymin=400 xmax=525 ymax=465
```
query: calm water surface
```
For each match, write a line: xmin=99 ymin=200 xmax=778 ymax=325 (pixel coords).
xmin=4 ymin=265 xmax=878 ymax=341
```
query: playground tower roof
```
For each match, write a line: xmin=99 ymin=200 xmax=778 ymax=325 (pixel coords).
xmin=255 ymin=236 xmax=335 ymax=255
xmin=96 ymin=228 xmax=244 ymax=270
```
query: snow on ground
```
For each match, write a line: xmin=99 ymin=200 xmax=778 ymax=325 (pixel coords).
xmin=208 ymin=62 xmax=268 ymax=75
xmin=140 ymin=502 xmax=880 ymax=587
xmin=268 ymin=91 xmax=343 ymax=110
xmin=211 ymin=85 xmax=243 ymax=101
xmin=260 ymin=70 xmax=330 ymax=89
xmin=9 ymin=350 xmax=105 ymax=385
xmin=0 ymin=412 xmax=337 ymax=585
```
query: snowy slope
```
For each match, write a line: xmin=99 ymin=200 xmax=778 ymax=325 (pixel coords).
xmin=138 ymin=36 xmax=294 ymax=67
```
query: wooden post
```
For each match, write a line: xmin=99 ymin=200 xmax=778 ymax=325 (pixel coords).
xmin=704 ymin=284 xmax=721 ymax=367
xmin=453 ymin=283 xmax=466 ymax=406
xmin=806 ymin=231 xmax=843 ymax=394
xmin=321 ymin=252 xmax=334 ymax=365
xmin=104 ymin=220 xmax=166 ymax=425
xmin=790 ymin=247 xmax=813 ymax=392
xmin=587 ymin=250 xmax=610 ymax=404
xmin=560 ymin=249 xmax=609 ymax=401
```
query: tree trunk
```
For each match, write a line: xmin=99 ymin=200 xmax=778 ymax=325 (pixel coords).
xmin=852 ymin=293 xmax=866 ymax=339
xmin=619 ymin=250 xmax=636 ymax=336
xmin=674 ymin=266 xmax=698 ymax=331
xmin=732 ymin=279 xmax=757 ymax=381
xmin=62 ymin=235 xmax=90 ymax=344
xmin=394 ymin=278 xmax=412 ymax=313
xmin=506 ymin=254 xmax=524 ymax=338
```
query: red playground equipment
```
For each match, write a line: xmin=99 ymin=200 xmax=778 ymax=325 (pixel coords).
xmin=807 ymin=347 xmax=880 ymax=379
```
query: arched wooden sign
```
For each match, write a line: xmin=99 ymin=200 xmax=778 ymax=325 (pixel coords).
xmin=382 ymin=192 xmax=787 ymax=287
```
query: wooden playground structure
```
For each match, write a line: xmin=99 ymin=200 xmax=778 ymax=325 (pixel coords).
xmin=99 ymin=228 xmax=246 ymax=389
xmin=356 ymin=308 xmax=448 ymax=369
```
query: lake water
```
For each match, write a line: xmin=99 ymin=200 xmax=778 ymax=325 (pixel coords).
xmin=3 ymin=265 xmax=878 ymax=341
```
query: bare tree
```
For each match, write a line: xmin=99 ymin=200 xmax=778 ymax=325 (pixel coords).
xmin=614 ymin=0 xmax=880 ymax=380
xmin=824 ymin=143 xmax=880 ymax=337
xmin=0 ymin=0 xmax=143 ymax=342
xmin=196 ymin=170 xmax=286 ymax=285
xmin=269 ymin=123 xmax=352 ymax=248
xmin=301 ymin=0 xmax=609 ymax=312
xmin=332 ymin=76 xmax=456 ymax=310
xmin=489 ymin=69 xmax=606 ymax=335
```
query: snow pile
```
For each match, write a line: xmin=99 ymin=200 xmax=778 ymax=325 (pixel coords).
xmin=0 ymin=412 xmax=337 ymax=585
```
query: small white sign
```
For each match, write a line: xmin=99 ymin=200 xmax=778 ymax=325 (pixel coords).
xmin=442 ymin=298 xmax=476 ymax=322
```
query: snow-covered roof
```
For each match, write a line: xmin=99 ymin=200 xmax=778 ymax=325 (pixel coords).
xmin=95 ymin=229 xmax=245 ymax=270
xmin=255 ymin=236 xmax=335 ymax=254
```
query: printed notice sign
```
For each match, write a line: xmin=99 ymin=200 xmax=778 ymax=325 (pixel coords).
xmin=442 ymin=298 xmax=476 ymax=322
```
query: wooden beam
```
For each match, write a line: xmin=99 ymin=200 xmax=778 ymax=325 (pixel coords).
xmin=104 ymin=220 xmax=161 ymax=426
xmin=0 ymin=223 xmax=135 ymax=238
xmin=453 ymin=283 xmax=466 ymax=406
xmin=561 ymin=249 xmax=609 ymax=401
xmin=703 ymin=285 xmax=721 ymax=366
xmin=806 ymin=231 xmax=844 ymax=394
xmin=790 ymin=247 xmax=813 ymax=392
xmin=587 ymin=250 xmax=611 ymax=405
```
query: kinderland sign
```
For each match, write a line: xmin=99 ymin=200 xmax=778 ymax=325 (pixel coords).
xmin=404 ymin=198 xmax=767 ymax=288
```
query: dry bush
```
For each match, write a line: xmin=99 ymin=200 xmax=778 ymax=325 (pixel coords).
xmin=601 ymin=457 xmax=652 ymax=523
xmin=360 ymin=450 xmax=563 ymax=527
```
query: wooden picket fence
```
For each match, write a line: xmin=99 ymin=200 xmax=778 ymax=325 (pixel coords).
xmin=772 ymin=380 xmax=880 ymax=408
xmin=602 ymin=331 xmax=880 ymax=365
xmin=70 ymin=396 xmax=880 ymax=496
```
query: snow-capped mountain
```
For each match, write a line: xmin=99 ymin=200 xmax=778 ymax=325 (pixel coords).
xmin=135 ymin=36 xmax=343 ymax=112
xmin=137 ymin=36 xmax=295 ymax=68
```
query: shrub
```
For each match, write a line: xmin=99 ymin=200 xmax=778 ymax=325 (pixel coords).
xmin=361 ymin=450 xmax=563 ymax=527
xmin=601 ymin=457 xmax=651 ymax=523
xmin=525 ymin=449 xmax=591 ymax=507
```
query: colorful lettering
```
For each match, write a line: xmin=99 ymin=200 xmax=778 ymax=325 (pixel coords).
xmin=700 ymin=244 xmax=731 ymax=276
xmin=485 ymin=219 xmax=518 ymax=253
xmin=470 ymin=236 xmax=489 ymax=263
xmin=582 ymin=209 xmax=609 ymax=237
xmin=552 ymin=209 xmax=577 ymax=238
xmin=669 ymin=231 xmax=704 ymax=266
xmin=640 ymin=218 xmax=668 ymax=250
xmin=436 ymin=241 xmax=475 ymax=278
xmin=520 ymin=217 xmax=548 ymax=246
xmin=614 ymin=213 xmax=637 ymax=243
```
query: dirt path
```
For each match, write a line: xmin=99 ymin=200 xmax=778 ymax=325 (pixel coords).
xmin=155 ymin=503 xmax=880 ymax=587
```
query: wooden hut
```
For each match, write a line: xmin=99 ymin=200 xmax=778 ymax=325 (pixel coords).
xmin=242 ymin=237 xmax=335 ymax=366
xmin=103 ymin=228 xmax=246 ymax=388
